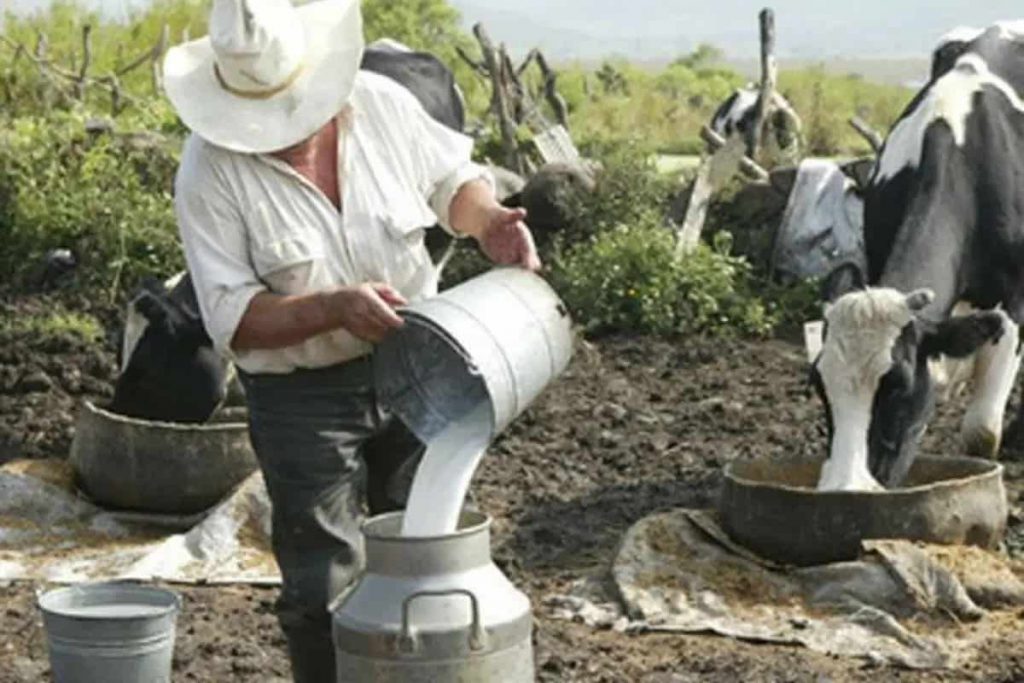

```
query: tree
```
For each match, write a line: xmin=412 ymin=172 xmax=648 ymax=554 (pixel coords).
xmin=361 ymin=0 xmax=464 ymax=54
xmin=673 ymin=43 xmax=725 ymax=71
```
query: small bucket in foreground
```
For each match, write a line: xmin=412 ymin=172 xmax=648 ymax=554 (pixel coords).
xmin=38 ymin=582 xmax=181 ymax=683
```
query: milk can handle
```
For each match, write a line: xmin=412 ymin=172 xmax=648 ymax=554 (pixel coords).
xmin=399 ymin=588 xmax=488 ymax=654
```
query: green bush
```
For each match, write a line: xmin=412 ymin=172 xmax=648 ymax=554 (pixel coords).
xmin=0 ymin=109 xmax=182 ymax=294
xmin=761 ymin=278 xmax=823 ymax=330
xmin=564 ymin=139 xmax=674 ymax=245
xmin=779 ymin=67 xmax=909 ymax=156
xmin=553 ymin=219 xmax=775 ymax=338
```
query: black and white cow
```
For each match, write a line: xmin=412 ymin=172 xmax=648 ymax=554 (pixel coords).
xmin=811 ymin=22 xmax=1024 ymax=491
xmin=110 ymin=39 xmax=473 ymax=423
xmin=710 ymin=85 xmax=801 ymax=160
xmin=111 ymin=272 xmax=229 ymax=423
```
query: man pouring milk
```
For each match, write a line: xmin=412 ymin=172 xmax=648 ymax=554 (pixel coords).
xmin=163 ymin=0 xmax=540 ymax=678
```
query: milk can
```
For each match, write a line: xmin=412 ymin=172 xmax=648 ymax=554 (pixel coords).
xmin=332 ymin=511 xmax=534 ymax=681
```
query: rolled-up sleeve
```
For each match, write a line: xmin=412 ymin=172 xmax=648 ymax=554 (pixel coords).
xmin=174 ymin=136 xmax=265 ymax=359
xmin=403 ymin=97 xmax=494 ymax=235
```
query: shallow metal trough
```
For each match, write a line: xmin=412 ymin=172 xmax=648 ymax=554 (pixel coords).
xmin=70 ymin=401 xmax=257 ymax=514
xmin=719 ymin=456 xmax=1008 ymax=566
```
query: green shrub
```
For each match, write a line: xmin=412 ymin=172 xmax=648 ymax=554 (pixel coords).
xmin=564 ymin=139 xmax=674 ymax=245
xmin=761 ymin=278 xmax=823 ymax=330
xmin=437 ymin=239 xmax=492 ymax=289
xmin=553 ymin=219 xmax=775 ymax=338
xmin=0 ymin=109 xmax=182 ymax=294
xmin=779 ymin=67 xmax=909 ymax=156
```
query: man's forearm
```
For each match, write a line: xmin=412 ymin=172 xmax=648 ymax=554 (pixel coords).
xmin=231 ymin=290 xmax=340 ymax=352
xmin=448 ymin=178 xmax=499 ymax=239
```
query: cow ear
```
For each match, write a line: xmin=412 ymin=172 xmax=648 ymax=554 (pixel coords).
xmin=134 ymin=292 xmax=168 ymax=325
xmin=905 ymin=288 xmax=935 ymax=312
xmin=920 ymin=311 xmax=1005 ymax=359
xmin=769 ymin=166 xmax=798 ymax=197
xmin=821 ymin=261 xmax=866 ymax=303
xmin=840 ymin=157 xmax=875 ymax=192
xmin=139 ymin=276 xmax=164 ymax=295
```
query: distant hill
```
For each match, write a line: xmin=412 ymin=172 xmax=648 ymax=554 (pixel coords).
xmin=727 ymin=58 xmax=930 ymax=88
xmin=450 ymin=0 xmax=1021 ymax=72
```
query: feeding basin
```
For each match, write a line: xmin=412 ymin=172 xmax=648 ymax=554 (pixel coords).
xmin=719 ymin=456 xmax=1007 ymax=567
xmin=70 ymin=400 xmax=257 ymax=514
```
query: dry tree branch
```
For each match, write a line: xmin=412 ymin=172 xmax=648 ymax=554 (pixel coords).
xmin=849 ymin=116 xmax=883 ymax=153
xmin=455 ymin=45 xmax=487 ymax=76
xmin=473 ymin=23 xmax=522 ymax=173
xmin=516 ymin=48 xmax=539 ymax=77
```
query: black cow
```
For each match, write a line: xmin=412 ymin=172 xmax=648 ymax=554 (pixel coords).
xmin=359 ymin=38 xmax=466 ymax=132
xmin=111 ymin=273 xmax=229 ymax=423
xmin=811 ymin=22 xmax=1024 ymax=491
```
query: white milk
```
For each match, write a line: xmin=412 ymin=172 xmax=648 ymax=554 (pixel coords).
xmin=57 ymin=604 xmax=170 ymax=618
xmin=401 ymin=403 xmax=492 ymax=537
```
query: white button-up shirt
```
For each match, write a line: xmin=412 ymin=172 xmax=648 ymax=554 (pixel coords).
xmin=174 ymin=70 xmax=491 ymax=375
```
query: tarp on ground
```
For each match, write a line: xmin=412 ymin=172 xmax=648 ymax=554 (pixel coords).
xmin=548 ymin=508 xmax=1024 ymax=670
xmin=0 ymin=459 xmax=279 ymax=584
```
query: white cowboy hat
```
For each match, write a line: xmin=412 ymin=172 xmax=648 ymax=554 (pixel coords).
xmin=164 ymin=0 xmax=363 ymax=154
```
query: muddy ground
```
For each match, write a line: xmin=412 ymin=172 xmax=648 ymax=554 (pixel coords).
xmin=1 ymin=293 xmax=1023 ymax=682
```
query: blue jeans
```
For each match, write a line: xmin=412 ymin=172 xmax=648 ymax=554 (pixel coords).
xmin=239 ymin=357 xmax=423 ymax=683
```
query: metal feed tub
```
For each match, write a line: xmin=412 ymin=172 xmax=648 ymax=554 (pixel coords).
xmin=720 ymin=456 xmax=1007 ymax=567
xmin=38 ymin=582 xmax=180 ymax=683
xmin=71 ymin=401 xmax=257 ymax=514
xmin=373 ymin=268 xmax=573 ymax=443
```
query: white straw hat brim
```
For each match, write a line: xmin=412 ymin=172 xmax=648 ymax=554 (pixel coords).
xmin=164 ymin=0 xmax=363 ymax=154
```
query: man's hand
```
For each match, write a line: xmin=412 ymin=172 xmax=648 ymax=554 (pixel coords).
xmin=232 ymin=283 xmax=407 ymax=352
xmin=477 ymin=206 xmax=541 ymax=271
xmin=448 ymin=179 xmax=542 ymax=272
xmin=330 ymin=283 xmax=407 ymax=343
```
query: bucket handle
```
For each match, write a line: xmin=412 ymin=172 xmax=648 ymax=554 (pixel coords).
xmin=399 ymin=588 xmax=488 ymax=654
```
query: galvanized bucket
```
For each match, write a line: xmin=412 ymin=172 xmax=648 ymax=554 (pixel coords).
xmin=373 ymin=268 xmax=573 ymax=443
xmin=38 ymin=582 xmax=181 ymax=683
xmin=333 ymin=511 xmax=534 ymax=682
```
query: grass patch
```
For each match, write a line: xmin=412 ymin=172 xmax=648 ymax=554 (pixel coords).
xmin=2 ymin=310 xmax=104 ymax=344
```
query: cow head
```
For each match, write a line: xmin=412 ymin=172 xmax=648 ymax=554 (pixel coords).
xmin=769 ymin=158 xmax=872 ymax=283
xmin=110 ymin=276 xmax=228 ymax=424
xmin=810 ymin=263 xmax=1004 ymax=490
xmin=931 ymin=26 xmax=984 ymax=81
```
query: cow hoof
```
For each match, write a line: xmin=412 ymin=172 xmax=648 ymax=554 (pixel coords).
xmin=962 ymin=425 xmax=1000 ymax=460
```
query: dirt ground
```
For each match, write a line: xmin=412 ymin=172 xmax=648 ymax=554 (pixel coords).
xmin=1 ymin=293 xmax=1023 ymax=682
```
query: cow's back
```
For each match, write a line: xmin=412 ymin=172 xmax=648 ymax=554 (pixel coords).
xmin=360 ymin=42 xmax=465 ymax=132
xmin=865 ymin=26 xmax=1024 ymax=314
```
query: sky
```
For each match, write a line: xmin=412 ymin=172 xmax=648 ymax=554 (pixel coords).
xmin=4 ymin=0 xmax=1024 ymax=62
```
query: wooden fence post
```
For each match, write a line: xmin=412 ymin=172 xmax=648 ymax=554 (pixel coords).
xmin=75 ymin=24 xmax=93 ymax=101
xmin=750 ymin=8 xmax=777 ymax=162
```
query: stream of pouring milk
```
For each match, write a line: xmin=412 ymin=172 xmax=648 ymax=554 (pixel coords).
xmin=401 ymin=403 xmax=492 ymax=537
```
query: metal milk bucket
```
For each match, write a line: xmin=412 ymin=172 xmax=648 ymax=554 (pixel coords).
xmin=332 ymin=511 xmax=533 ymax=681
xmin=38 ymin=582 xmax=181 ymax=683
xmin=373 ymin=267 xmax=573 ymax=443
